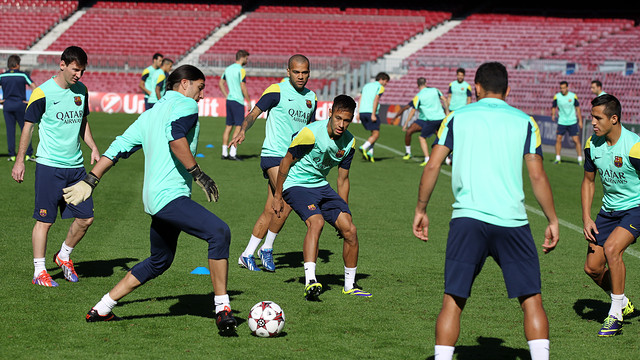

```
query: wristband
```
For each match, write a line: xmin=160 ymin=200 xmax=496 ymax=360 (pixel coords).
xmin=83 ymin=172 xmax=100 ymax=189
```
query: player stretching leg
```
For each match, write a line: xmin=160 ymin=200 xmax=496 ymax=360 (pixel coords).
xmin=273 ymin=95 xmax=371 ymax=301
xmin=63 ymin=65 xmax=236 ymax=333
xmin=582 ymin=94 xmax=639 ymax=336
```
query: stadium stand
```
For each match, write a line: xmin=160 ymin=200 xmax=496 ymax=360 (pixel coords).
xmin=44 ymin=1 xmax=241 ymax=69
xmin=202 ymin=6 xmax=451 ymax=68
xmin=0 ymin=0 xmax=78 ymax=50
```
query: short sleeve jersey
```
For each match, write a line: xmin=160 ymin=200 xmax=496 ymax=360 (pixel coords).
xmin=584 ymin=126 xmax=640 ymax=212
xmin=222 ymin=63 xmax=246 ymax=105
xmin=25 ymin=77 xmax=90 ymax=168
xmin=284 ymin=119 xmax=355 ymax=190
xmin=255 ymin=80 xmax=317 ymax=158
xmin=552 ymin=91 xmax=580 ymax=125
xmin=148 ymin=70 xmax=168 ymax=104
xmin=141 ymin=65 xmax=158 ymax=99
xmin=410 ymin=87 xmax=446 ymax=121
xmin=436 ymin=98 xmax=543 ymax=227
xmin=448 ymin=80 xmax=471 ymax=111
xmin=0 ymin=69 xmax=33 ymax=102
xmin=359 ymin=81 xmax=384 ymax=114
xmin=103 ymin=90 xmax=200 ymax=215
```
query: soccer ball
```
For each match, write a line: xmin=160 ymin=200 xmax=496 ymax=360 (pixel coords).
xmin=247 ymin=301 xmax=285 ymax=337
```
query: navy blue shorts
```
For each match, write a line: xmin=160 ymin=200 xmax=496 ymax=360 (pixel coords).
xmin=283 ymin=184 xmax=351 ymax=227
xmin=260 ymin=156 xmax=282 ymax=180
xmin=592 ymin=207 xmax=640 ymax=246
xmin=556 ymin=123 xmax=579 ymax=136
xmin=226 ymin=99 xmax=245 ymax=126
xmin=413 ymin=119 xmax=427 ymax=129
xmin=359 ymin=113 xmax=380 ymax=131
xmin=444 ymin=217 xmax=541 ymax=299
xmin=130 ymin=196 xmax=231 ymax=285
xmin=420 ymin=120 xmax=443 ymax=139
xmin=33 ymin=163 xmax=94 ymax=223
xmin=144 ymin=99 xmax=155 ymax=111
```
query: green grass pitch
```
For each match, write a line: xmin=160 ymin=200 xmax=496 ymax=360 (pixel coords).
xmin=1 ymin=112 xmax=639 ymax=359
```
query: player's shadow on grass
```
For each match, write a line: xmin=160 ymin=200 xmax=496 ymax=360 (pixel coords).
xmin=573 ymin=298 xmax=640 ymax=322
xmin=52 ymin=257 xmax=138 ymax=280
xmin=275 ymin=250 xmax=332 ymax=269
xmin=117 ymin=290 xmax=245 ymax=324
xmin=425 ymin=337 xmax=529 ymax=360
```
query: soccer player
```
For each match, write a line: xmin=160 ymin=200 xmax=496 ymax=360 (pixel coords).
xmin=11 ymin=46 xmax=100 ymax=287
xmin=152 ymin=58 xmax=173 ymax=103
xmin=582 ymin=94 xmax=639 ymax=337
xmin=401 ymin=77 xmax=449 ymax=165
xmin=139 ymin=52 xmax=163 ymax=111
xmin=357 ymin=72 xmax=389 ymax=162
xmin=272 ymin=94 xmax=371 ymax=300
xmin=229 ymin=54 xmax=317 ymax=272
xmin=551 ymin=81 xmax=583 ymax=165
xmin=413 ymin=62 xmax=559 ymax=360
xmin=590 ymin=80 xmax=606 ymax=97
xmin=219 ymin=49 xmax=250 ymax=161
xmin=1 ymin=54 xmax=36 ymax=161
xmin=62 ymin=65 xmax=237 ymax=333
xmin=447 ymin=68 xmax=472 ymax=112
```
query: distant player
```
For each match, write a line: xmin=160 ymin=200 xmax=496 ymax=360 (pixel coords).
xmin=229 ymin=54 xmax=317 ymax=272
xmin=220 ymin=49 xmax=250 ymax=161
xmin=272 ymin=94 xmax=372 ymax=300
xmin=139 ymin=52 xmax=163 ymax=111
xmin=582 ymin=94 xmax=639 ymax=337
xmin=400 ymin=77 xmax=449 ymax=166
xmin=551 ymin=81 xmax=583 ymax=165
xmin=62 ymin=65 xmax=237 ymax=333
xmin=11 ymin=46 xmax=100 ymax=287
xmin=0 ymin=54 xmax=36 ymax=161
xmin=590 ymin=80 xmax=606 ymax=97
xmin=357 ymin=72 xmax=389 ymax=162
xmin=447 ymin=68 xmax=472 ymax=112
xmin=413 ymin=62 xmax=559 ymax=360
xmin=151 ymin=58 xmax=173 ymax=103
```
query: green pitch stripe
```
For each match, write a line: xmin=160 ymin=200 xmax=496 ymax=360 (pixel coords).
xmin=355 ymin=135 xmax=640 ymax=260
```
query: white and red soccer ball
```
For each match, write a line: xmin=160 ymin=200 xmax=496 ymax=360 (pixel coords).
xmin=247 ymin=301 xmax=285 ymax=337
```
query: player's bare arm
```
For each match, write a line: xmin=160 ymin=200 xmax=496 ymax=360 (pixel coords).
xmin=413 ymin=144 xmax=448 ymax=241
xmin=577 ymin=107 xmax=583 ymax=129
xmin=371 ymin=95 xmax=380 ymax=121
xmin=336 ymin=167 xmax=350 ymax=204
xmin=525 ymin=153 xmax=559 ymax=253
xmin=241 ymin=82 xmax=250 ymax=105
xmin=229 ymin=106 xmax=263 ymax=147
xmin=11 ymin=121 xmax=35 ymax=183
xmin=138 ymin=80 xmax=150 ymax=95
xmin=403 ymin=108 xmax=417 ymax=131
xmin=218 ymin=77 xmax=228 ymax=98
xmin=581 ymin=170 xmax=598 ymax=242
xmin=80 ymin=117 xmax=100 ymax=164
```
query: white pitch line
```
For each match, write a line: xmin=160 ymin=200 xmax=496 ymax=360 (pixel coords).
xmin=355 ymin=135 xmax=640 ymax=259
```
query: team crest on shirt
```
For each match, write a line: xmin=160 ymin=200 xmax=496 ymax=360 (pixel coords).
xmin=39 ymin=209 xmax=47 ymax=217
xmin=614 ymin=156 xmax=623 ymax=168
xmin=306 ymin=100 xmax=312 ymax=108
xmin=336 ymin=150 xmax=345 ymax=158
xmin=308 ymin=204 xmax=316 ymax=210
xmin=74 ymin=96 xmax=82 ymax=106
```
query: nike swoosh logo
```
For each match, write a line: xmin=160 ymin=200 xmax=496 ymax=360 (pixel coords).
xmin=594 ymin=156 xmax=601 ymax=160
xmin=288 ymin=99 xmax=295 ymax=101
xmin=53 ymin=101 xmax=61 ymax=105
xmin=631 ymin=224 xmax=637 ymax=230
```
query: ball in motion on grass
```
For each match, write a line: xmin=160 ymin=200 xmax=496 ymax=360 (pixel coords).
xmin=247 ymin=301 xmax=285 ymax=337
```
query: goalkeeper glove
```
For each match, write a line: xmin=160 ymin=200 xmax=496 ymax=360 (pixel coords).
xmin=62 ymin=172 xmax=100 ymax=205
xmin=187 ymin=164 xmax=219 ymax=202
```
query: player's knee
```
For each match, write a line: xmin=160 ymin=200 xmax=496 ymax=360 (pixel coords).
xmin=76 ymin=217 xmax=94 ymax=228
xmin=207 ymin=222 xmax=231 ymax=259
xmin=307 ymin=216 xmax=325 ymax=232
xmin=584 ymin=262 xmax=603 ymax=279
xmin=341 ymin=223 xmax=358 ymax=244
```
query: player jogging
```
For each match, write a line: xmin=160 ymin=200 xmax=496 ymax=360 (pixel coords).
xmin=413 ymin=62 xmax=559 ymax=360
xmin=401 ymin=77 xmax=449 ymax=166
xmin=11 ymin=46 xmax=100 ymax=287
xmin=62 ymin=65 xmax=237 ymax=333
xmin=551 ymin=81 xmax=583 ymax=165
xmin=357 ymin=72 xmax=389 ymax=163
xmin=447 ymin=68 xmax=472 ymax=112
xmin=272 ymin=94 xmax=371 ymax=301
xmin=229 ymin=54 xmax=317 ymax=272
xmin=582 ymin=94 xmax=639 ymax=337
xmin=220 ymin=49 xmax=250 ymax=161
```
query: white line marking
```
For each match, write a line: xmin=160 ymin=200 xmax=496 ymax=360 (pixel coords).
xmin=355 ymin=135 xmax=640 ymax=259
